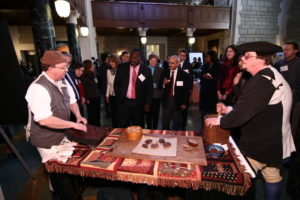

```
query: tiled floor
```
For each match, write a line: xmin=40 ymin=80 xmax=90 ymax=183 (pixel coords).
xmin=0 ymin=103 xmax=293 ymax=200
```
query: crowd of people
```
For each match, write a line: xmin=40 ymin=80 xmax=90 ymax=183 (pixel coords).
xmin=24 ymin=40 xmax=300 ymax=200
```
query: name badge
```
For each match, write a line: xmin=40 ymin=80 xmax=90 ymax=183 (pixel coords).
xmin=184 ymin=69 xmax=189 ymax=74
xmin=153 ymin=83 xmax=157 ymax=88
xmin=176 ymin=81 xmax=183 ymax=86
xmin=138 ymin=74 xmax=146 ymax=82
xmin=280 ymin=65 xmax=288 ymax=72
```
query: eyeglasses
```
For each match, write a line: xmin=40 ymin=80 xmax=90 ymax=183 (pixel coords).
xmin=243 ymin=55 xmax=257 ymax=60
xmin=53 ymin=66 xmax=69 ymax=71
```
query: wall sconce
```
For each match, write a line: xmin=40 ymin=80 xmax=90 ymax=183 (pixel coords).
xmin=188 ymin=37 xmax=196 ymax=45
xmin=80 ymin=26 xmax=89 ymax=37
xmin=55 ymin=0 xmax=71 ymax=18
xmin=140 ymin=36 xmax=147 ymax=45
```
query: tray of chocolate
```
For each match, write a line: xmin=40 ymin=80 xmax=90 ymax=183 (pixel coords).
xmin=106 ymin=133 xmax=207 ymax=166
xmin=65 ymin=125 xmax=111 ymax=147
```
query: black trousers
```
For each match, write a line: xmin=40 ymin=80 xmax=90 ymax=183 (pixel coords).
xmin=49 ymin=172 xmax=81 ymax=200
xmin=145 ymin=98 xmax=161 ymax=129
xmin=162 ymin=97 xmax=181 ymax=130
xmin=180 ymin=103 xmax=189 ymax=130
xmin=109 ymin=96 xmax=118 ymax=128
xmin=86 ymin=97 xmax=101 ymax=126
xmin=117 ymin=98 xmax=144 ymax=128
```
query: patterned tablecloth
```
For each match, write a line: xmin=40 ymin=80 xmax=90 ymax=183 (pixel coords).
xmin=45 ymin=129 xmax=252 ymax=196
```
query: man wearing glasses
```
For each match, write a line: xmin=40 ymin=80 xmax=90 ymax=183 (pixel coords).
xmin=25 ymin=51 xmax=87 ymax=199
xmin=205 ymin=42 xmax=295 ymax=200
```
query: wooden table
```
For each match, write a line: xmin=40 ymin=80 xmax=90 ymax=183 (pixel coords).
xmin=45 ymin=128 xmax=254 ymax=196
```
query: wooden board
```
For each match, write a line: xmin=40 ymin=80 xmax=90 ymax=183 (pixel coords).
xmin=107 ymin=133 xmax=207 ymax=166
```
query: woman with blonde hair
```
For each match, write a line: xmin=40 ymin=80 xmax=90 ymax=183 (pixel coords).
xmin=106 ymin=54 xmax=120 ymax=127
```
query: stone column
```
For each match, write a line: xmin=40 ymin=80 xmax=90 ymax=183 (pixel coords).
xmin=67 ymin=11 xmax=82 ymax=63
xmin=138 ymin=27 xmax=148 ymax=63
xmin=29 ymin=0 xmax=56 ymax=73
xmin=79 ymin=0 xmax=98 ymax=60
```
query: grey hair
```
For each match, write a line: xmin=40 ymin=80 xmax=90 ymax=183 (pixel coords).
xmin=169 ymin=55 xmax=180 ymax=63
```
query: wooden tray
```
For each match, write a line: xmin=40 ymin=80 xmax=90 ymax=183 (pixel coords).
xmin=106 ymin=133 xmax=207 ymax=166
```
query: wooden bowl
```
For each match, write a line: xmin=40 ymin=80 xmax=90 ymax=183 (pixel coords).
xmin=203 ymin=114 xmax=230 ymax=144
xmin=125 ymin=126 xmax=142 ymax=141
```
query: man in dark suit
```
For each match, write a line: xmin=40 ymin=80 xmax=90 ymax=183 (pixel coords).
xmin=178 ymin=49 xmax=193 ymax=130
xmin=161 ymin=55 xmax=189 ymax=130
xmin=61 ymin=52 xmax=81 ymax=121
xmin=114 ymin=49 xmax=153 ymax=128
xmin=145 ymin=54 xmax=164 ymax=129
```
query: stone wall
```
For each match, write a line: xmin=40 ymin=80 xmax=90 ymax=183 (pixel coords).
xmin=167 ymin=36 xmax=187 ymax=55
xmin=237 ymin=0 xmax=281 ymax=44
xmin=98 ymin=36 xmax=140 ymax=55
xmin=9 ymin=25 xmax=68 ymax=61
xmin=285 ymin=0 xmax=300 ymax=42
xmin=195 ymin=30 xmax=230 ymax=56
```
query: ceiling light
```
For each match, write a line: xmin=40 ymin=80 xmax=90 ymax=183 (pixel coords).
xmin=55 ymin=0 xmax=71 ymax=18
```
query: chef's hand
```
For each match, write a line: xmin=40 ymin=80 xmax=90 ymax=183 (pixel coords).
xmin=205 ymin=117 xmax=220 ymax=128
xmin=73 ymin=122 xmax=87 ymax=132
xmin=76 ymin=116 xmax=87 ymax=125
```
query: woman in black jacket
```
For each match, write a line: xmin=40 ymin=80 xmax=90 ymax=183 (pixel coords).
xmin=82 ymin=60 xmax=101 ymax=126
xmin=199 ymin=50 xmax=220 ymax=115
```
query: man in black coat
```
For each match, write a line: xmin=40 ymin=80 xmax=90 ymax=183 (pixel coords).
xmin=178 ymin=49 xmax=193 ymax=130
xmin=114 ymin=49 xmax=153 ymax=128
xmin=161 ymin=55 xmax=189 ymax=130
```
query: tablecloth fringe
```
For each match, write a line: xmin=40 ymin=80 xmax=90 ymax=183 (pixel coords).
xmin=200 ymin=180 xmax=247 ymax=196
xmin=115 ymin=173 xmax=201 ymax=190
xmin=45 ymin=162 xmax=118 ymax=180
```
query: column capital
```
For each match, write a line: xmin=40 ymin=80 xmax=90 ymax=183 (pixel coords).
xmin=67 ymin=10 xmax=80 ymax=24
xmin=138 ymin=27 xmax=148 ymax=37
xmin=186 ymin=28 xmax=196 ymax=37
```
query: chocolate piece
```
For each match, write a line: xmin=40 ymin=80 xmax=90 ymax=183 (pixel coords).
xmin=187 ymin=138 xmax=199 ymax=147
xmin=145 ymin=139 xmax=152 ymax=144
xmin=151 ymin=143 xmax=159 ymax=149
xmin=163 ymin=142 xmax=171 ymax=148
xmin=159 ymin=138 xmax=165 ymax=144
xmin=182 ymin=144 xmax=193 ymax=151
xmin=142 ymin=143 xmax=148 ymax=148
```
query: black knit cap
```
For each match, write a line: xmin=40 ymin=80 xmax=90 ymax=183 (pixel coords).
xmin=236 ymin=41 xmax=282 ymax=55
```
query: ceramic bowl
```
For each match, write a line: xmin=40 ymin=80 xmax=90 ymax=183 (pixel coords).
xmin=207 ymin=144 xmax=225 ymax=158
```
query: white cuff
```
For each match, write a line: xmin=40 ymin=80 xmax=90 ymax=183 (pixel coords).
xmin=226 ymin=106 xmax=233 ymax=113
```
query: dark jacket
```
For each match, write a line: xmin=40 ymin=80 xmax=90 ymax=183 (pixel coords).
xmin=114 ymin=63 xmax=153 ymax=107
xmin=81 ymin=72 xmax=100 ymax=99
xmin=180 ymin=60 xmax=193 ymax=90
xmin=161 ymin=68 xmax=189 ymax=109
xmin=151 ymin=66 xmax=164 ymax=99
xmin=221 ymin=67 xmax=291 ymax=165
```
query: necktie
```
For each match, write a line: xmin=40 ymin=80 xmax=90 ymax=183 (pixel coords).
xmin=169 ymin=70 xmax=174 ymax=97
xmin=65 ymin=73 xmax=80 ymax=100
xmin=131 ymin=67 xmax=137 ymax=99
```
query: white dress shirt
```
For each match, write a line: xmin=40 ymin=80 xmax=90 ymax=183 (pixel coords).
xmin=106 ymin=69 xmax=116 ymax=97
xmin=25 ymin=72 xmax=76 ymax=122
xmin=169 ymin=68 xmax=178 ymax=96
